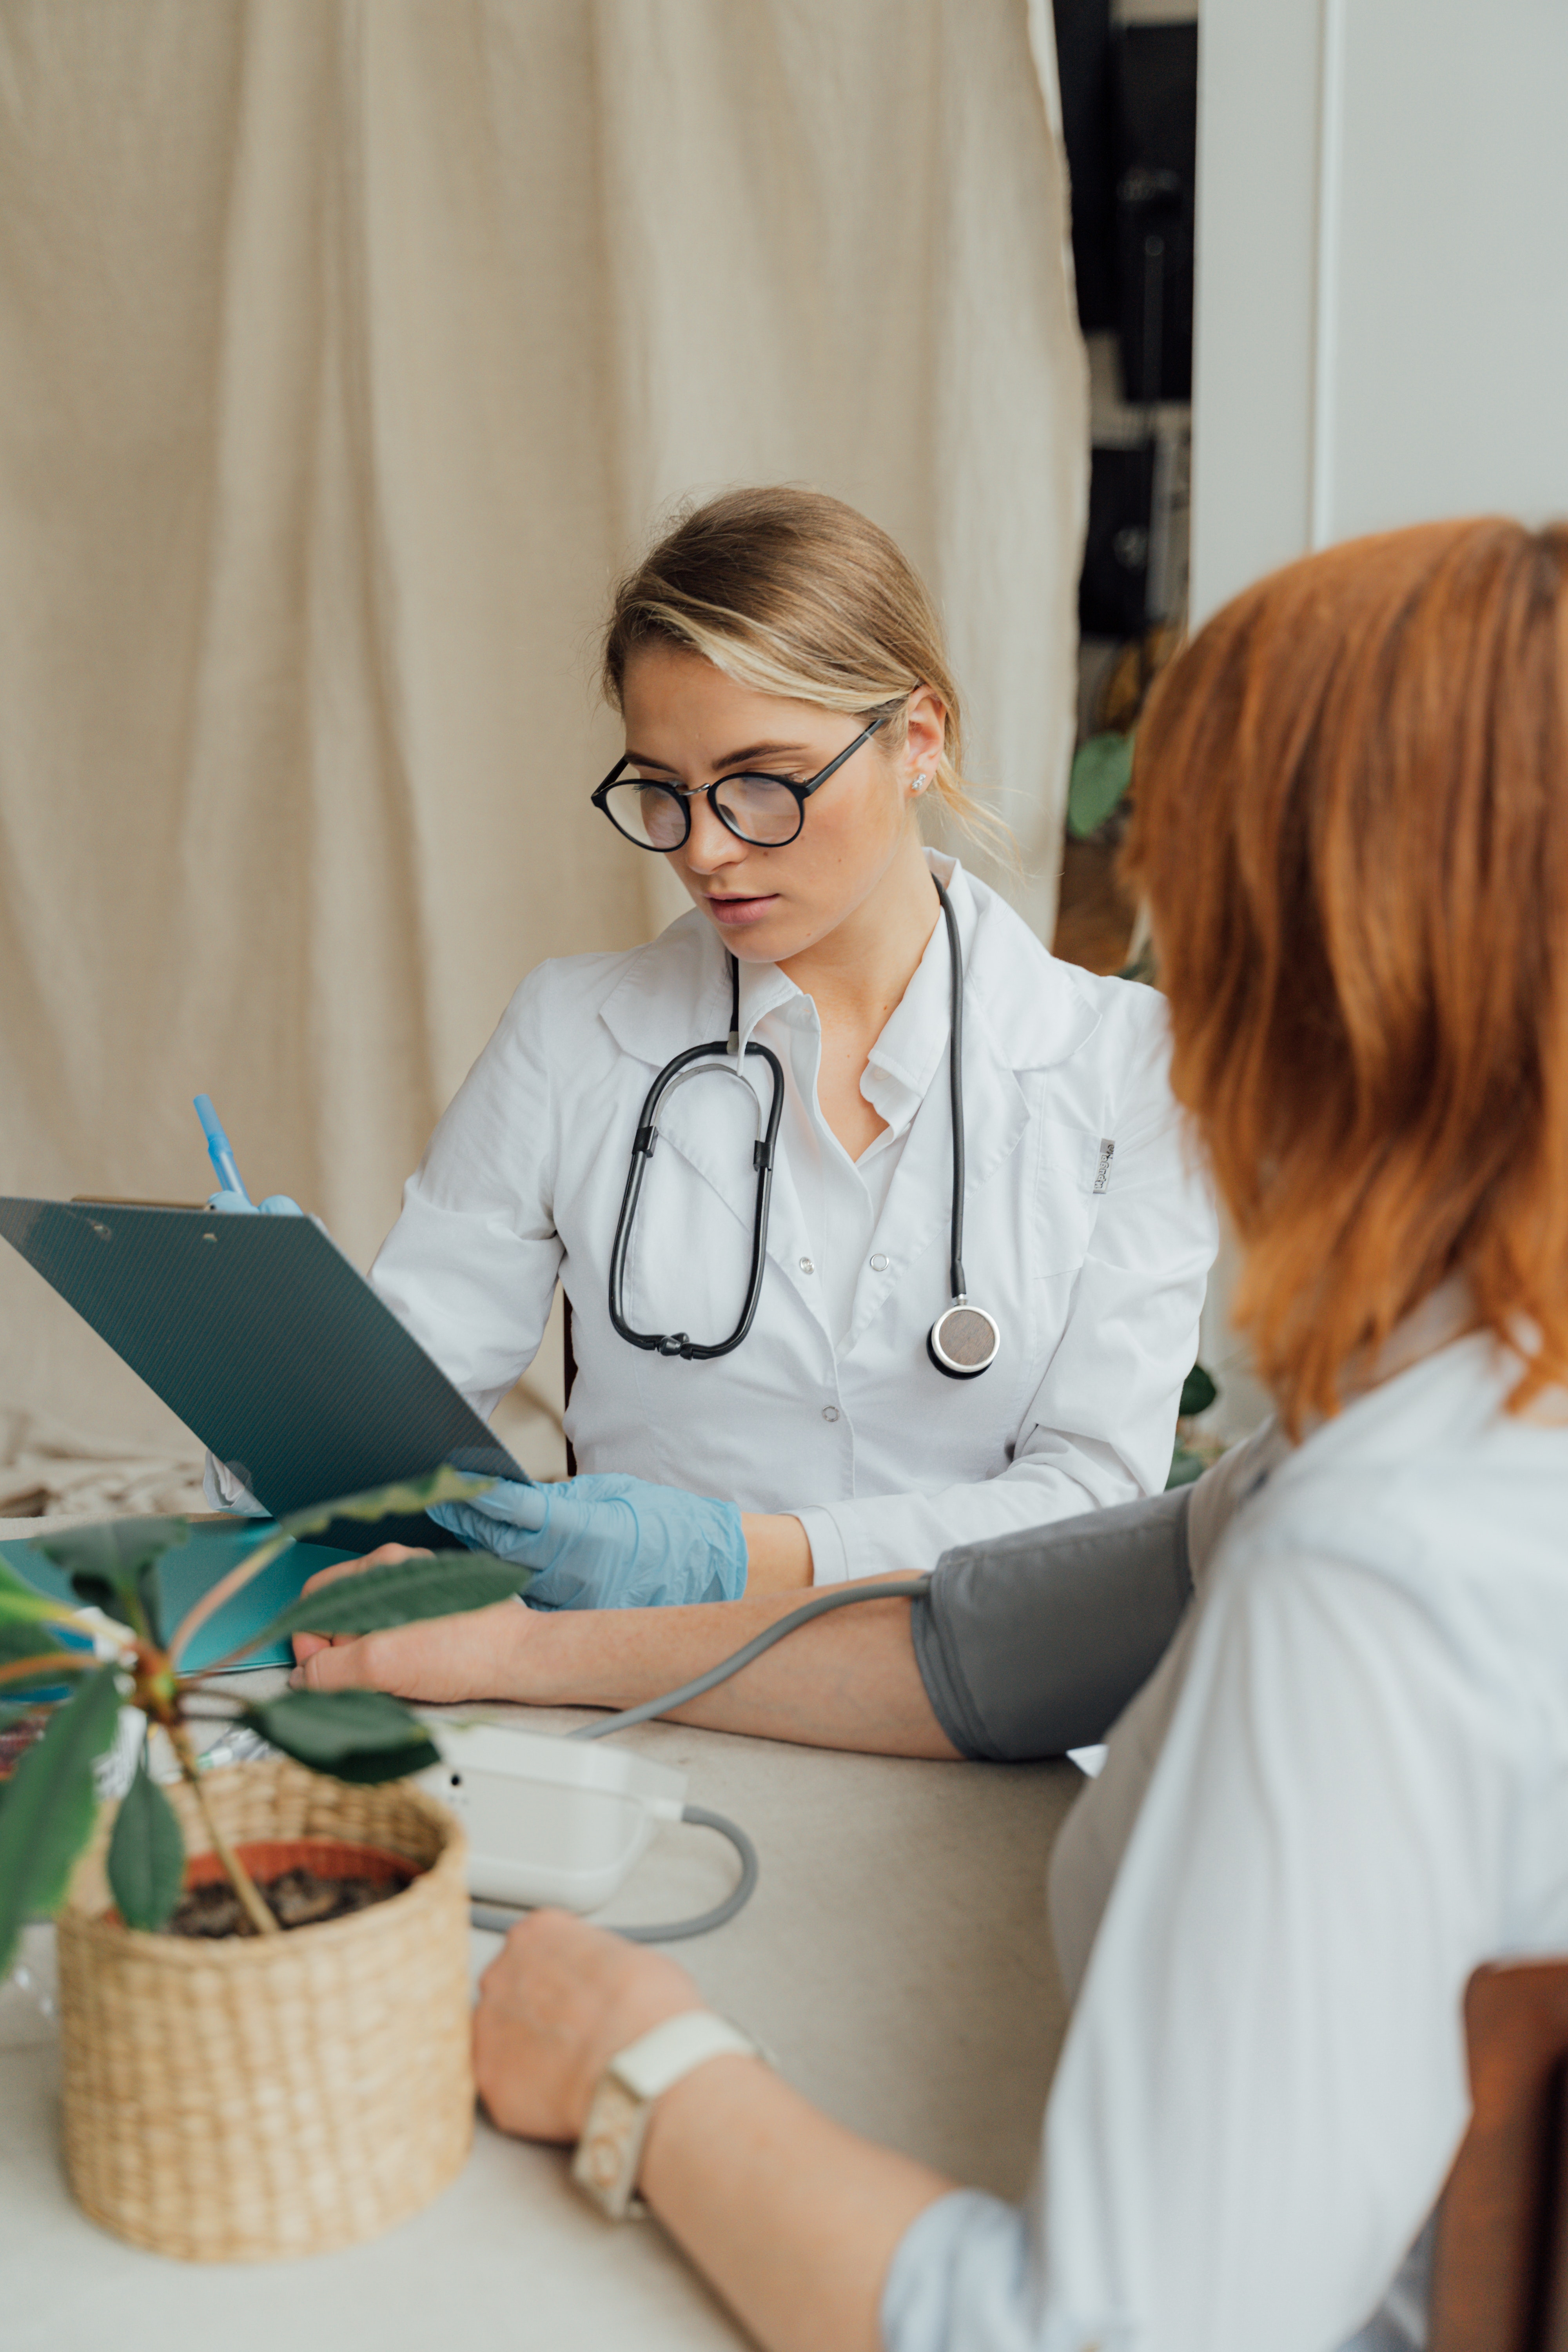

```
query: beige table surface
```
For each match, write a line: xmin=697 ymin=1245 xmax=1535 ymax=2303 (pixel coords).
xmin=0 ymin=1524 xmax=1083 ymax=2352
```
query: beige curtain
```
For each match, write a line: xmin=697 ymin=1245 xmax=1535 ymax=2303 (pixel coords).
xmin=0 ymin=0 xmax=1086 ymax=1468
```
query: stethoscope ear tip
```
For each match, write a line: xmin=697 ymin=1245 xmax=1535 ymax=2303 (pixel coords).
xmin=927 ymin=1302 xmax=1000 ymax=1380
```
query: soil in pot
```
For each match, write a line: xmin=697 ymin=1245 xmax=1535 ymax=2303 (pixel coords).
xmin=163 ymin=1836 xmax=417 ymax=1938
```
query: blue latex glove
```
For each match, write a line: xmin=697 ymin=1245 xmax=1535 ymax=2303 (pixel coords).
xmin=428 ymin=1474 xmax=747 ymax=1612
xmin=207 ymin=1191 xmax=305 ymax=1215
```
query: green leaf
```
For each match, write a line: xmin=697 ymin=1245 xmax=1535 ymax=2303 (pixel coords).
xmin=247 ymin=1551 xmax=529 ymax=1658
xmin=240 ymin=1689 xmax=441 ymax=1786
xmin=0 ymin=1665 xmax=122 ymax=1977
xmin=0 ymin=1617 xmax=91 ymax=1695
xmin=1066 ymin=731 xmax=1136 ymax=839
xmin=277 ymin=1466 xmax=494 ymax=1544
xmin=34 ymin=1519 xmax=189 ymax=1637
xmin=0 ymin=1557 xmax=76 ymax=1628
xmin=0 ymin=1620 xmax=70 ymax=1668
xmin=136 ymin=1563 xmax=165 ymax=1648
xmin=1166 ymin=1443 xmax=1206 ymax=1490
xmin=105 ymin=1734 xmax=185 ymax=1932
xmin=0 ymin=1554 xmax=56 ymax=1610
xmin=1179 ymin=1363 xmax=1219 ymax=1419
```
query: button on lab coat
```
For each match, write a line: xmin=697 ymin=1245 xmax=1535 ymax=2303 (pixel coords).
xmin=370 ymin=856 xmax=1217 ymax=1582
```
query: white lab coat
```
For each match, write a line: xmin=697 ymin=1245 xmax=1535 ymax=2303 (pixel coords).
xmin=882 ymin=1292 xmax=1568 ymax=2351
xmin=370 ymin=855 xmax=1216 ymax=1583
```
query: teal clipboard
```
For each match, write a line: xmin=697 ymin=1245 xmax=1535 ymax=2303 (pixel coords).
xmin=0 ymin=1523 xmax=362 ymax=1675
xmin=0 ymin=1199 xmax=528 ymax=1546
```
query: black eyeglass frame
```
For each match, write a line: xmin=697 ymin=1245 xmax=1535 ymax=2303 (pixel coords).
xmin=591 ymin=712 xmax=890 ymax=852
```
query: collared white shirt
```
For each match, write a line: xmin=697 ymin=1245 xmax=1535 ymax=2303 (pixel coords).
xmin=884 ymin=1303 xmax=1568 ymax=2350
xmin=369 ymin=855 xmax=1217 ymax=1583
xmin=743 ymin=897 xmax=951 ymax=1352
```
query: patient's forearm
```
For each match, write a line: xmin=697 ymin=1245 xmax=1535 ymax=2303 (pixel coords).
xmin=641 ymin=2056 xmax=951 ymax=2352
xmin=741 ymin=1511 xmax=814 ymax=1593
xmin=508 ymin=1586 xmax=960 ymax=1759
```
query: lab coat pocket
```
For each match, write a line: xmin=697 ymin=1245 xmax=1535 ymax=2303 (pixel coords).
xmin=1034 ymin=1118 xmax=1104 ymax=1275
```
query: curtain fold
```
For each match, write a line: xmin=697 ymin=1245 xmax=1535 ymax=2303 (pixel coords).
xmin=0 ymin=0 xmax=1085 ymax=1450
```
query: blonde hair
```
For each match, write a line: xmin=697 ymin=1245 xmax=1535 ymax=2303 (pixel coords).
xmin=601 ymin=485 xmax=995 ymax=840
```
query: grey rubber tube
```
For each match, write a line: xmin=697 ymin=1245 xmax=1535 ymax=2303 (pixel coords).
xmin=911 ymin=1485 xmax=1195 ymax=1762
xmin=569 ymin=1577 xmax=934 ymax=1740
xmin=469 ymin=1801 xmax=759 ymax=1943
xmin=466 ymin=1499 xmax=1193 ymax=1940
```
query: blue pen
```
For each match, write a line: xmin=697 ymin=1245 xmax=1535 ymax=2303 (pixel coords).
xmin=193 ymin=1095 xmax=252 ymax=1205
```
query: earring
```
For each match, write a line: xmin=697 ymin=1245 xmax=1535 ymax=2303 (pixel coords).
xmin=911 ymin=771 xmax=929 ymax=792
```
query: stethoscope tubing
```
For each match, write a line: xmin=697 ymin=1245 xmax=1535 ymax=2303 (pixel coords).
xmin=607 ymin=873 xmax=993 ymax=1372
xmin=936 ymin=878 xmax=968 ymax=1303
xmin=608 ymin=1014 xmax=785 ymax=1360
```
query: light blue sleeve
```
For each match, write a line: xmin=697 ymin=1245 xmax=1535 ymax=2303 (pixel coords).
xmin=880 ymin=2192 xmax=1054 ymax=2352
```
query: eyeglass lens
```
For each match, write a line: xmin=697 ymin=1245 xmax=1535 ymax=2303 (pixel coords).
xmin=603 ymin=773 xmax=804 ymax=850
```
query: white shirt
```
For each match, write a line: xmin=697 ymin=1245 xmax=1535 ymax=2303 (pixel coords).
xmin=761 ymin=890 xmax=953 ymax=1352
xmin=883 ymin=1303 xmax=1568 ymax=2350
xmin=369 ymin=854 xmax=1217 ymax=1583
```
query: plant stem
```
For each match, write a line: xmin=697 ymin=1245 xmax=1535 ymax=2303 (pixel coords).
xmin=0 ymin=1652 xmax=94 ymax=1692
xmin=169 ymin=1724 xmax=279 ymax=1937
xmin=166 ymin=1531 xmax=292 ymax=1670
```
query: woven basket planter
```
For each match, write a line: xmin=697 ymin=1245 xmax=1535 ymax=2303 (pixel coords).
xmin=56 ymin=1755 xmax=473 ymax=2262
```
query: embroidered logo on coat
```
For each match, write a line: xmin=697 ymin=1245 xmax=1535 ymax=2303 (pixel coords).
xmin=1093 ymin=1138 xmax=1116 ymax=1195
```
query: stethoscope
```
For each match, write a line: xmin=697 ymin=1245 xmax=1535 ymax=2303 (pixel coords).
xmin=607 ymin=876 xmax=1001 ymax=1379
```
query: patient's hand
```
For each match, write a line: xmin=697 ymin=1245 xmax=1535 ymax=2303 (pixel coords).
xmin=290 ymin=1543 xmax=530 ymax=1703
xmin=474 ymin=1911 xmax=703 ymax=2143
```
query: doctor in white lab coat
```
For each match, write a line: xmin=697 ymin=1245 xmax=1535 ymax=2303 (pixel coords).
xmin=346 ymin=489 xmax=1215 ymax=1614
xmin=372 ymin=847 xmax=1213 ymax=1589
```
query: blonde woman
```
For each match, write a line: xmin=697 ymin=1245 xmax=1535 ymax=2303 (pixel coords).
xmin=356 ymin=487 xmax=1215 ymax=1612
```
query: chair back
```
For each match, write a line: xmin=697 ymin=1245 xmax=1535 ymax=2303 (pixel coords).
xmin=1431 ymin=1960 xmax=1568 ymax=2352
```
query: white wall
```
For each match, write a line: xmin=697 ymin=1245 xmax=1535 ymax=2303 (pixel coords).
xmin=1189 ymin=0 xmax=1568 ymax=1432
xmin=1192 ymin=0 xmax=1568 ymax=628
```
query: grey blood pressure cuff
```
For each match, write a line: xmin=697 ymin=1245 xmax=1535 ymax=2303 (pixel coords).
xmin=910 ymin=1485 xmax=1195 ymax=1762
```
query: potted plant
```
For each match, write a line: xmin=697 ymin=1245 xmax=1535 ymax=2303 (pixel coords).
xmin=0 ymin=1468 xmax=529 ymax=2261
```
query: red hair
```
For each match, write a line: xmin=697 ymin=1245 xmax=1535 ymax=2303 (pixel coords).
xmin=1123 ymin=519 xmax=1568 ymax=1432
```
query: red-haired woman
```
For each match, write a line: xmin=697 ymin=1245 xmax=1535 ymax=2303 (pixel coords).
xmin=306 ymin=519 xmax=1568 ymax=2349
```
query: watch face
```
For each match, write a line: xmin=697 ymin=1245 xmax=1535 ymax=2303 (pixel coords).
xmin=581 ymin=2129 xmax=625 ymax=2194
xmin=573 ymin=2076 xmax=643 ymax=2213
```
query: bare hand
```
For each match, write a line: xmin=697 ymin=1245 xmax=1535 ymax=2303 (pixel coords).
xmin=474 ymin=1911 xmax=704 ymax=2142
xmin=290 ymin=1543 xmax=529 ymax=1702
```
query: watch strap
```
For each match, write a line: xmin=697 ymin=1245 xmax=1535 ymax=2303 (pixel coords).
xmin=611 ymin=2010 xmax=759 ymax=2098
xmin=572 ymin=2011 xmax=761 ymax=2220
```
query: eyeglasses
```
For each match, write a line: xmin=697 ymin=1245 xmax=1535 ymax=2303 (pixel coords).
xmin=591 ymin=714 xmax=888 ymax=853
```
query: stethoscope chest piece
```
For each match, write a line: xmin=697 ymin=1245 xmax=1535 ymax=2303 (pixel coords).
xmin=927 ymin=1299 xmax=1001 ymax=1380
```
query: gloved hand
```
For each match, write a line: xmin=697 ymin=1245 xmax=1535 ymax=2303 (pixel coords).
xmin=207 ymin=1191 xmax=305 ymax=1216
xmin=428 ymin=1474 xmax=747 ymax=1612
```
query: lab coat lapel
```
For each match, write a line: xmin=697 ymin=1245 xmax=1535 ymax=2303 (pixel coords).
xmin=854 ymin=1022 xmax=1030 ymax=1329
xmin=844 ymin=865 xmax=1103 ymax=1349
xmin=597 ymin=915 xmax=769 ymax=1239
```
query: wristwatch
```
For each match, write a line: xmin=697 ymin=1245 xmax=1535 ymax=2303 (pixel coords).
xmin=572 ymin=2010 xmax=764 ymax=2220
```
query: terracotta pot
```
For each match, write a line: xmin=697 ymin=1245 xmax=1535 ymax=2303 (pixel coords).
xmin=181 ymin=1836 xmax=417 ymax=1900
xmin=56 ymin=1756 xmax=473 ymax=2262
